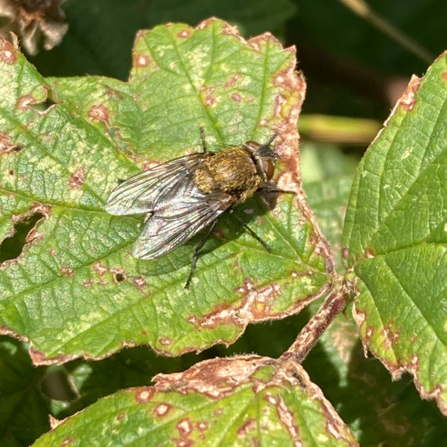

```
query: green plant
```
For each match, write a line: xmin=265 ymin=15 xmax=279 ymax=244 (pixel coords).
xmin=1 ymin=13 xmax=447 ymax=447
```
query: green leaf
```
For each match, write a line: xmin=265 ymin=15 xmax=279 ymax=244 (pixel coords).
xmin=300 ymin=143 xmax=356 ymax=273
xmin=343 ymin=53 xmax=447 ymax=415
xmin=304 ymin=311 xmax=447 ymax=447
xmin=0 ymin=337 xmax=50 ymax=447
xmin=0 ymin=20 xmax=331 ymax=363
xmin=304 ymin=176 xmax=353 ymax=273
xmin=33 ymin=356 xmax=358 ymax=447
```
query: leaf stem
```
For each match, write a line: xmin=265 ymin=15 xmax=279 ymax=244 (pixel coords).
xmin=280 ymin=280 xmax=347 ymax=363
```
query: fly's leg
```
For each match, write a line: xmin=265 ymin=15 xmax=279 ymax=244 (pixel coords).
xmin=265 ymin=133 xmax=278 ymax=146
xmin=231 ymin=212 xmax=271 ymax=252
xmin=185 ymin=219 xmax=218 ymax=289
xmin=257 ymin=186 xmax=297 ymax=195
xmin=199 ymin=126 xmax=207 ymax=153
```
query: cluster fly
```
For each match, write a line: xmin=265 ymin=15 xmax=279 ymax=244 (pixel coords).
xmin=106 ymin=128 xmax=291 ymax=289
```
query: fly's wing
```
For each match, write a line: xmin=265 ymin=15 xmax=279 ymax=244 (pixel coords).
xmin=133 ymin=189 xmax=235 ymax=260
xmin=105 ymin=154 xmax=206 ymax=215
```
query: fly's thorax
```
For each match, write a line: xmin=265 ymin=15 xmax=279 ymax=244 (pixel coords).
xmin=194 ymin=147 xmax=261 ymax=199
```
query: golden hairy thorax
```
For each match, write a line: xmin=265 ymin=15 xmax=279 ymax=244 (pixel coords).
xmin=194 ymin=147 xmax=261 ymax=202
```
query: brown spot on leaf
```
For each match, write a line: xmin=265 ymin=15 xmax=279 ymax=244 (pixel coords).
xmin=177 ymin=29 xmax=191 ymax=39
xmin=383 ymin=322 xmax=401 ymax=346
xmin=202 ymin=85 xmax=218 ymax=107
xmin=231 ymin=93 xmax=241 ymax=102
xmin=92 ymin=261 xmax=107 ymax=276
xmin=29 ymin=346 xmax=77 ymax=366
xmin=159 ymin=337 xmax=172 ymax=346
xmin=0 ymin=40 xmax=17 ymax=64
xmin=177 ymin=418 xmax=193 ymax=436
xmin=17 ymin=94 xmax=35 ymax=110
xmin=24 ymin=225 xmax=42 ymax=244
xmin=395 ymin=75 xmax=421 ymax=112
xmin=69 ymin=167 xmax=85 ymax=189
xmin=342 ymin=248 xmax=349 ymax=260
xmin=17 ymin=88 xmax=56 ymax=114
xmin=175 ymin=440 xmax=193 ymax=447
xmin=237 ymin=418 xmax=256 ymax=438
xmin=60 ymin=437 xmax=74 ymax=446
xmin=135 ymin=388 xmax=154 ymax=403
xmin=105 ymin=87 xmax=123 ymax=99
xmin=274 ymin=395 xmax=300 ymax=441
xmin=116 ymin=412 xmax=125 ymax=420
xmin=364 ymin=248 xmax=375 ymax=258
xmin=224 ymin=73 xmax=241 ymax=88
xmin=61 ymin=267 xmax=73 ymax=278
xmin=200 ymin=303 xmax=234 ymax=329
xmin=111 ymin=267 xmax=127 ymax=284
xmin=0 ymin=131 xmax=23 ymax=154
xmin=154 ymin=403 xmax=171 ymax=417
xmin=88 ymin=105 xmax=110 ymax=124
xmin=133 ymin=276 xmax=146 ymax=289
xmin=173 ymin=418 xmax=195 ymax=447
xmin=134 ymin=54 xmax=150 ymax=67
xmin=196 ymin=421 xmax=208 ymax=431
xmin=154 ymin=356 xmax=270 ymax=400
xmin=187 ymin=315 xmax=197 ymax=325
xmin=410 ymin=354 xmax=419 ymax=368
xmin=204 ymin=282 xmax=283 ymax=327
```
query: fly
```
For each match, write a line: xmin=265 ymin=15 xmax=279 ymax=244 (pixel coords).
xmin=106 ymin=128 xmax=291 ymax=289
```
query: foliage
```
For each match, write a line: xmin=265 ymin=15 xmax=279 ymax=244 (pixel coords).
xmin=0 ymin=1 xmax=447 ymax=446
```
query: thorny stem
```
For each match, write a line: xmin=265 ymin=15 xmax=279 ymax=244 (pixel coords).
xmin=280 ymin=280 xmax=347 ymax=364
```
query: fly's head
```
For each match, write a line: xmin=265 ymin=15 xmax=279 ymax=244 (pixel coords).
xmin=244 ymin=133 xmax=279 ymax=182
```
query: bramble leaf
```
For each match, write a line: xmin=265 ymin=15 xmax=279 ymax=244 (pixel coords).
xmin=33 ymin=356 xmax=358 ymax=447
xmin=0 ymin=20 xmax=332 ymax=363
xmin=343 ymin=52 xmax=447 ymax=415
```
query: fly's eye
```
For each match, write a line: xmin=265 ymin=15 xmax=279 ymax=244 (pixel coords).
xmin=262 ymin=159 xmax=275 ymax=180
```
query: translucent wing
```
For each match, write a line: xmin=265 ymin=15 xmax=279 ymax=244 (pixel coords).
xmin=133 ymin=189 xmax=235 ymax=260
xmin=105 ymin=154 xmax=207 ymax=215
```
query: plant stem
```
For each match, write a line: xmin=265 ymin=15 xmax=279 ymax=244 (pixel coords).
xmin=280 ymin=287 xmax=347 ymax=363
xmin=338 ymin=0 xmax=434 ymax=63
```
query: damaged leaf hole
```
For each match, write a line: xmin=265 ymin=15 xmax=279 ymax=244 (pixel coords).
xmin=29 ymin=97 xmax=56 ymax=113
xmin=7 ymin=144 xmax=24 ymax=154
xmin=40 ymin=367 xmax=78 ymax=402
xmin=111 ymin=268 xmax=128 ymax=283
xmin=115 ymin=273 xmax=125 ymax=282
xmin=0 ymin=212 xmax=44 ymax=262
